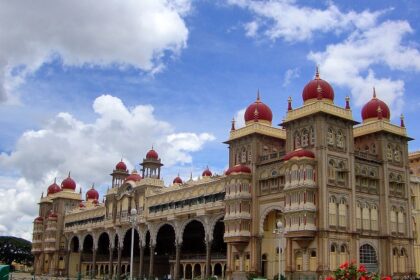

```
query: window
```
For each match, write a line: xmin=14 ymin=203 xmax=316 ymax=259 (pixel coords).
xmin=302 ymin=129 xmax=309 ymax=147
xmin=362 ymin=204 xmax=370 ymax=230
xmin=370 ymin=205 xmax=378 ymax=231
xmin=394 ymin=147 xmax=401 ymax=162
xmin=328 ymin=160 xmax=336 ymax=180
xmin=356 ymin=203 xmax=362 ymax=230
xmin=330 ymin=244 xmax=338 ymax=270
xmin=338 ymin=199 xmax=347 ymax=228
xmin=392 ymin=248 xmax=399 ymax=273
xmin=329 ymin=197 xmax=337 ymax=227
xmin=387 ymin=144 xmax=393 ymax=160
xmin=327 ymin=128 xmax=335 ymax=146
xmin=398 ymin=209 xmax=405 ymax=234
xmin=359 ymin=244 xmax=377 ymax=265
xmin=399 ymin=249 xmax=407 ymax=273
xmin=295 ymin=251 xmax=303 ymax=271
xmin=390 ymin=208 xmax=397 ymax=233
xmin=294 ymin=131 xmax=301 ymax=149
xmin=339 ymin=245 xmax=349 ymax=264
xmin=310 ymin=126 xmax=315 ymax=145
xmin=309 ymin=250 xmax=317 ymax=271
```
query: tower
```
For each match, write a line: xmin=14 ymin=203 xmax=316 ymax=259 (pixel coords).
xmin=111 ymin=159 xmax=129 ymax=188
xmin=141 ymin=148 xmax=163 ymax=179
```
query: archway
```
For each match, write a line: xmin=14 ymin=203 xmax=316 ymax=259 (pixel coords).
xmin=214 ymin=263 xmax=222 ymax=277
xmin=182 ymin=220 xmax=206 ymax=278
xmin=212 ymin=219 xmax=227 ymax=257
xmin=82 ymin=235 xmax=94 ymax=276
xmin=97 ymin=232 xmax=109 ymax=277
xmin=155 ymin=224 xmax=176 ymax=278
xmin=261 ymin=209 xmax=283 ymax=279
xmin=122 ymin=228 xmax=140 ymax=276
xmin=141 ymin=231 xmax=151 ymax=278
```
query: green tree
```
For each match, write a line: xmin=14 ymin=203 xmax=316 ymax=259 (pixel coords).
xmin=0 ymin=236 xmax=34 ymax=265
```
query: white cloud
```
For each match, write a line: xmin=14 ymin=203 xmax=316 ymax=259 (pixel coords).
xmin=308 ymin=20 xmax=420 ymax=117
xmin=0 ymin=95 xmax=215 ymax=238
xmin=282 ymin=67 xmax=300 ymax=86
xmin=228 ymin=0 xmax=381 ymax=42
xmin=234 ymin=108 xmax=246 ymax=129
xmin=0 ymin=0 xmax=191 ymax=102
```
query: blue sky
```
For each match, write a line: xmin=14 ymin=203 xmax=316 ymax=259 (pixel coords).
xmin=0 ymin=0 xmax=419 ymax=239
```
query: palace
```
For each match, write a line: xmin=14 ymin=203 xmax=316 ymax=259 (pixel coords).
xmin=32 ymin=70 xmax=418 ymax=280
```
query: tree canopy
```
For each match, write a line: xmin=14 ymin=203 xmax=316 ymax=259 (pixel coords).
xmin=0 ymin=236 xmax=33 ymax=265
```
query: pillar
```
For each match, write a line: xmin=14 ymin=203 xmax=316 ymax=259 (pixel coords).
xmin=117 ymin=246 xmax=122 ymax=280
xmin=175 ymin=243 xmax=182 ymax=280
xmin=206 ymin=241 xmax=212 ymax=278
xmin=78 ymin=249 xmax=83 ymax=276
xmin=149 ymin=245 xmax=155 ymax=279
xmin=139 ymin=245 xmax=144 ymax=279
xmin=65 ymin=250 xmax=70 ymax=277
xmin=109 ymin=246 xmax=114 ymax=279
xmin=92 ymin=248 xmax=97 ymax=278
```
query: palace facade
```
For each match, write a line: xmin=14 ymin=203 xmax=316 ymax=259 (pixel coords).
xmin=32 ymin=70 xmax=417 ymax=280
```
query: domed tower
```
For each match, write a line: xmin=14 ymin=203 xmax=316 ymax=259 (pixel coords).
xmin=141 ymin=148 xmax=163 ymax=179
xmin=111 ymin=159 xmax=129 ymax=188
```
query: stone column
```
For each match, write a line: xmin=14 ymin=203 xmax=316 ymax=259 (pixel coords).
xmin=117 ymin=246 xmax=123 ymax=280
xmin=92 ymin=248 xmax=97 ymax=278
xmin=174 ymin=243 xmax=182 ymax=280
xmin=139 ymin=245 xmax=144 ymax=279
xmin=149 ymin=245 xmax=155 ymax=279
xmin=206 ymin=241 xmax=212 ymax=278
xmin=65 ymin=250 xmax=71 ymax=277
xmin=109 ymin=246 xmax=114 ymax=279
xmin=78 ymin=249 xmax=83 ymax=276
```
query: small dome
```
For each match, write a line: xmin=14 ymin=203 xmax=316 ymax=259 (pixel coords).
xmin=361 ymin=89 xmax=390 ymax=121
xmin=61 ymin=173 xmax=76 ymax=191
xmin=282 ymin=149 xmax=315 ymax=161
xmin=86 ymin=186 xmax=99 ymax=200
xmin=225 ymin=164 xmax=251 ymax=176
xmin=244 ymin=93 xmax=273 ymax=124
xmin=79 ymin=202 xmax=86 ymax=208
xmin=47 ymin=179 xmax=61 ymax=196
xmin=34 ymin=216 xmax=44 ymax=223
xmin=202 ymin=167 xmax=212 ymax=177
xmin=302 ymin=68 xmax=334 ymax=103
xmin=146 ymin=148 xmax=159 ymax=160
xmin=115 ymin=160 xmax=127 ymax=171
xmin=173 ymin=176 xmax=183 ymax=184
xmin=125 ymin=170 xmax=142 ymax=182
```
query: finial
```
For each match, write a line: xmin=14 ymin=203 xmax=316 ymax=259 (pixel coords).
xmin=315 ymin=65 xmax=320 ymax=79
xmin=91 ymin=183 xmax=95 ymax=189
xmin=373 ymin=87 xmax=377 ymax=98
xmin=256 ymin=89 xmax=261 ymax=102
xmin=231 ymin=117 xmax=236 ymax=131
xmin=287 ymin=96 xmax=292 ymax=111
xmin=400 ymin=114 xmax=405 ymax=127
xmin=190 ymin=172 xmax=193 ymax=180
xmin=377 ymin=106 xmax=383 ymax=120
xmin=151 ymin=145 xmax=154 ymax=150
xmin=54 ymin=177 xmax=56 ymax=184
xmin=41 ymin=191 xmax=44 ymax=198
xmin=345 ymin=96 xmax=350 ymax=110
xmin=79 ymin=187 xmax=82 ymax=194
xmin=68 ymin=171 xmax=71 ymax=178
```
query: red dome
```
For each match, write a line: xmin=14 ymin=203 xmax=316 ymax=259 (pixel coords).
xmin=244 ymin=93 xmax=273 ymax=124
xmin=302 ymin=69 xmax=334 ymax=103
xmin=125 ymin=170 xmax=142 ymax=182
xmin=282 ymin=149 xmax=315 ymax=161
xmin=361 ymin=89 xmax=390 ymax=121
xmin=115 ymin=160 xmax=127 ymax=171
xmin=225 ymin=164 xmax=252 ymax=175
xmin=173 ymin=176 xmax=183 ymax=184
xmin=79 ymin=202 xmax=85 ymax=208
xmin=61 ymin=173 xmax=76 ymax=191
xmin=146 ymin=148 xmax=159 ymax=160
xmin=86 ymin=186 xmax=99 ymax=200
xmin=202 ymin=168 xmax=212 ymax=177
xmin=34 ymin=216 xmax=44 ymax=223
xmin=47 ymin=179 xmax=61 ymax=196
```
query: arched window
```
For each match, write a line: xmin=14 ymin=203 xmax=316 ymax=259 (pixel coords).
xmin=329 ymin=196 xmax=337 ymax=227
xmin=390 ymin=207 xmax=397 ymax=233
xmin=394 ymin=147 xmax=401 ymax=162
xmin=339 ymin=244 xmax=349 ymax=264
xmin=241 ymin=147 xmax=247 ymax=163
xmin=330 ymin=244 xmax=338 ymax=270
xmin=309 ymin=250 xmax=317 ymax=271
xmin=398 ymin=208 xmax=405 ymax=234
xmin=356 ymin=203 xmax=362 ymax=230
xmin=370 ymin=205 xmax=378 ymax=231
xmin=359 ymin=244 xmax=377 ymax=271
xmin=327 ymin=128 xmax=335 ymax=146
xmin=387 ymin=144 xmax=393 ymax=160
xmin=336 ymin=130 xmax=344 ymax=148
xmin=392 ymin=248 xmax=399 ymax=273
xmin=301 ymin=129 xmax=309 ymax=147
xmin=310 ymin=126 xmax=315 ymax=145
xmin=399 ymin=248 xmax=407 ymax=273
xmin=328 ymin=160 xmax=336 ymax=180
xmin=295 ymin=251 xmax=303 ymax=271
xmin=338 ymin=198 xmax=347 ymax=228
xmin=294 ymin=131 xmax=301 ymax=149
xmin=362 ymin=203 xmax=370 ymax=231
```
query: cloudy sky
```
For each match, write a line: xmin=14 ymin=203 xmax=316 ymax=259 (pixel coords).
xmin=1 ymin=0 xmax=420 ymax=240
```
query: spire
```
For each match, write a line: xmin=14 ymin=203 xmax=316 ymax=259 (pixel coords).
xmin=373 ymin=87 xmax=377 ymax=99
xmin=231 ymin=117 xmax=236 ymax=131
xmin=315 ymin=65 xmax=320 ymax=80
xmin=345 ymin=96 xmax=350 ymax=110
xmin=400 ymin=114 xmax=405 ymax=127
xmin=377 ymin=106 xmax=383 ymax=120
xmin=256 ymin=89 xmax=261 ymax=102
xmin=53 ymin=177 xmax=56 ymax=184
xmin=68 ymin=171 xmax=71 ymax=178
xmin=190 ymin=172 xmax=193 ymax=181
xmin=91 ymin=183 xmax=95 ymax=189
xmin=287 ymin=96 xmax=292 ymax=111
xmin=79 ymin=187 xmax=82 ymax=194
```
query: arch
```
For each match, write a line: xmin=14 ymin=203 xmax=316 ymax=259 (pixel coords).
xmin=155 ymin=223 xmax=176 ymax=278
xmin=82 ymin=234 xmax=94 ymax=253
xmin=179 ymin=217 xmax=206 ymax=243
xmin=259 ymin=204 xmax=284 ymax=236
xmin=97 ymin=232 xmax=110 ymax=255
xmin=182 ymin=220 xmax=206 ymax=256
xmin=208 ymin=213 xmax=225 ymax=242
xmin=69 ymin=236 xmax=80 ymax=252
xmin=359 ymin=243 xmax=378 ymax=272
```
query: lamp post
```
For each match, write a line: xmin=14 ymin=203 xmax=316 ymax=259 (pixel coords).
xmin=129 ymin=208 xmax=138 ymax=280
xmin=273 ymin=221 xmax=284 ymax=280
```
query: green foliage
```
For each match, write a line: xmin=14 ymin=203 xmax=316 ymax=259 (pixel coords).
xmin=0 ymin=236 xmax=33 ymax=265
